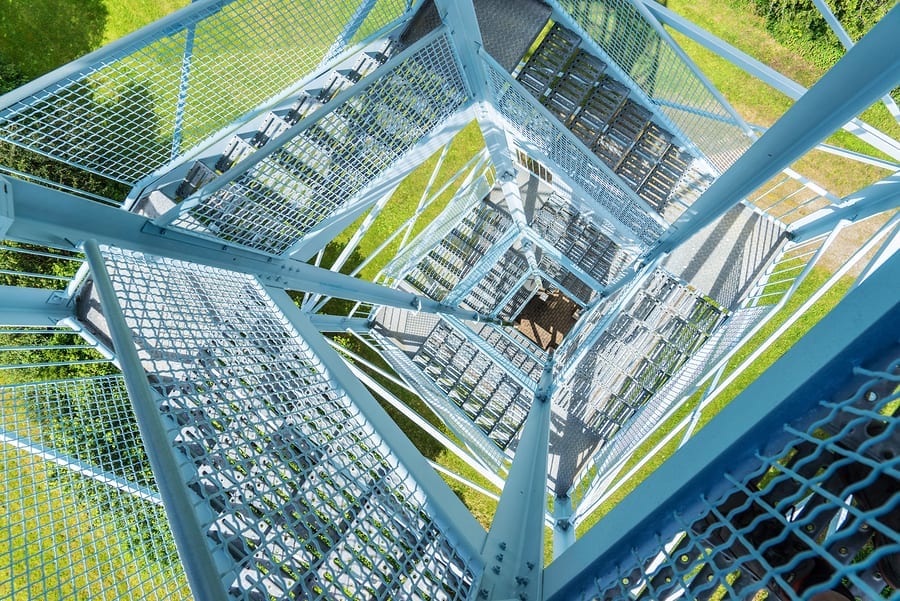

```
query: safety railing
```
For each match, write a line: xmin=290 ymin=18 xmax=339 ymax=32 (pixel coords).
xmin=0 ymin=0 xmax=412 ymax=188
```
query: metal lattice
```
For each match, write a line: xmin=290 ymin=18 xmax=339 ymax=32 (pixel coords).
xmin=0 ymin=0 xmax=412 ymax=186
xmin=97 ymin=245 xmax=480 ymax=600
xmin=550 ymin=0 xmax=753 ymax=174
xmin=577 ymin=358 xmax=900 ymax=601
xmin=0 ymin=370 xmax=189 ymax=599
xmin=484 ymin=57 xmax=666 ymax=247
xmin=169 ymin=32 xmax=469 ymax=255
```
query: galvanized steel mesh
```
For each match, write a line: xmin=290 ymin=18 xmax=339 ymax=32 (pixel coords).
xmin=169 ymin=32 xmax=469 ymax=255
xmin=484 ymin=58 xmax=664 ymax=247
xmin=0 ymin=0 xmax=411 ymax=186
xmin=551 ymin=0 xmax=753 ymax=174
xmin=97 ymin=245 xmax=480 ymax=600
xmin=574 ymin=357 xmax=900 ymax=601
xmin=0 ymin=364 xmax=189 ymax=599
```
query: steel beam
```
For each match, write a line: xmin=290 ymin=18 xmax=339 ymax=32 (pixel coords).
xmin=543 ymin=247 xmax=900 ymax=601
xmin=306 ymin=314 xmax=372 ymax=333
xmin=644 ymin=6 xmax=900 ymax=262
xmin=82 ymin=239 xmax=228 ymax=601
xmin=788 ymin=170 xmax=900 ymax=242
xmin=0 ymin=286 xmax=73 ymax=326
xmin=267 ymin=288 xmax=487 ymax=561
xmin=476 ymin=360 xmax=554 ymax=601
xmin=5 ymin=177 xmax=495 ymax=323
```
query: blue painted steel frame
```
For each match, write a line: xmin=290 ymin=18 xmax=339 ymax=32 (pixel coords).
xmin=5 ymin=178 xmax=494 ymax=323
xmin=543 ymin=246 xmax=900 ymax=601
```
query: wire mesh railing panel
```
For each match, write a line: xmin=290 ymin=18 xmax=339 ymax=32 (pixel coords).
xmin=0 ymin=372 xmax=190 ymax=599
xmin=168 ymin=32 xmax=469 ymax=255
xmin=403 ymin=199 xmax=514 ymax=302
xmin=98 ymin=245 xmax=480 ymax=600
xmin=0 ymin=0 xmax=412 ymax=187
xmin=550 ymin=0 xmax=753 ymax=174
xmin=484 ymin=58 xmax=664 ymax=248
xmin=412 ymin=319 xmax=533 ymax=452
xmin=385 ymin=174 xmax=494 ymax=282
xmin=575 ymin=357 xmax=900 ymax=601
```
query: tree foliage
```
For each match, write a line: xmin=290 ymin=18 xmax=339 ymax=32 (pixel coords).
xmin=735 ymin=0 xmax=895 ymax=70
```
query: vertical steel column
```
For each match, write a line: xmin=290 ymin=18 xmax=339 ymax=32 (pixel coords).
xmin=642 ymin=6 xmax=900 ymax=262
xmin=432 ymin=0 xmax=534 ymax=231
xmin=82 ymin=240 xmax=228 ymax=601
xmin=477 ymin=360 xmax=555 ymax=601
xmin=551 ymin=496 xmax=576 ymax=559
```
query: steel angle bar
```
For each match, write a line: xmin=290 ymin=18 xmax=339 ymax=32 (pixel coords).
xmin=854 ymin=214 xmax=900 ymax=287
xmin=6 ymin=178 xmax=495 ymax=323
xmin=82 ymin=239 xmax=228 ymax=601
xmin=266 ymin=287 xmax=487 ymax=559
xmin=0 ymin=423 xmax=162 ymax=507
xmin=307 ymin=314 xmax=372 ymax=333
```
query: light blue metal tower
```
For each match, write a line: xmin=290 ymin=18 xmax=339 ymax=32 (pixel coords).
xmin=0 ymin=1 xmax=898 ymax=599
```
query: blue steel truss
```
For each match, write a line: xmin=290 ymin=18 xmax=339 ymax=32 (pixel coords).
xmin=0 ymin=1 xmax=898 ymax=600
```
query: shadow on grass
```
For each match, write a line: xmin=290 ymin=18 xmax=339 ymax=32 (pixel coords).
xmin=0 ymin=0 xmax=108 ymax=79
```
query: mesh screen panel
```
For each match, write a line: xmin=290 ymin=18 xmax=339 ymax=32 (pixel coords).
xmin=0 ymin=374 xmax=189 ymax=599
xmin=571 ymin=358 xmax=899 ymax=601
xmin=484 ymin=58 xmax=664 ymax=247
xmin=169 ymin=33 xmax=469 ymax=255
xmin=98 ymin=245 xmax=479 ymax=600
xmin=552 ymin=0 xmax=752 ymax=174
xmin=0 ymin=0 xmax=410 ymax=185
